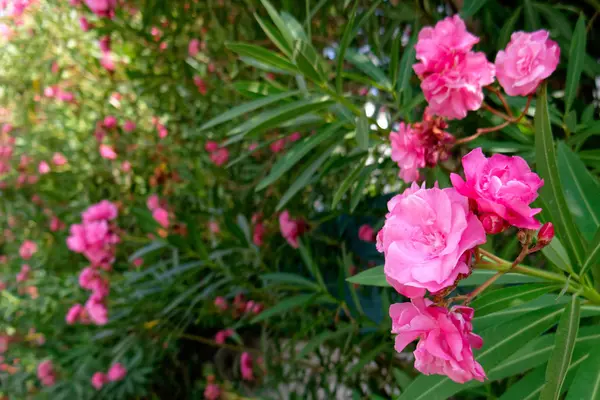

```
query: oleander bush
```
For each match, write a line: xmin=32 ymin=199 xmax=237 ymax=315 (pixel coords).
xmin=1 ymin=0 xmax=600 ymax=399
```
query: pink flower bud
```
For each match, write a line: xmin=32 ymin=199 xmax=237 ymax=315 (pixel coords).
xmin=537 ymin=222 xmax=554 ymax=247
xmin=480 ymin=213 xmax=506 ymax=235
xmin=214 ymin=296 xmax=228 ymax=311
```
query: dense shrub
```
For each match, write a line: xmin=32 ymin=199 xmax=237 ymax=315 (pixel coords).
xmin=1 ymin=0 xmax=600 ymax=399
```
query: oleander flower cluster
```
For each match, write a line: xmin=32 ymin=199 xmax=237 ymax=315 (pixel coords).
xmin=378 ymin=148 xmax=545 ymax=383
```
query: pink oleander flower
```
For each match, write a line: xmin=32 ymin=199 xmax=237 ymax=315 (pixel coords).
xmin=107 ymin=363 xmax=126 ymax=382
xmin=495 ymin=30 xmax=560 ymax=96
xmin=279 ymin=211 xmax=307 ymax=249
xmin=209 ymin=220 xmax=220 ymax=234
xmin=209 ymin=148 xmax=229 ymax=166
xmin=16 ymin=264 xmax=31 ymax=282
xmin=66 ymin=304 xmax=83 ymax=324
xmin=52 ymin=152 xmax=67 ymax=166
xmin=83 ymin=200 xmax=118 ymax=222
xmin=152 ymin=208 xmax=169 ymax=229
xmin=194 ymin=76 xmax=208 ymax=95
xmin=287 ymin=132 xmax=301 ymax=142
xmin=121 ymin=161 xmax=132 ymax=172
xmin=204 ymin=383 xmax=221 ymax=400
xmin=450 ymin=148 xmax=544 ymax=230
xmin=188 ymin=38 xmax=200 ymax=57
xmin=19 ymin=240 xmax=37 ymax=260
xmin=79 ymin=267 xmax=101 ymax=290
xmin=79 ymin=17 xmax=90 ymax=31
xmin=413 ymin=15 xmax=479 ymax=77
xmin=99 ymin=144 xmax=117 ymax=160
xmin=358 ymin=224 xmax=375 ymax=242
xmin=132 ymin=258 xmax=143 ymax=268
xmin=377 ymin=183 xmax=486 ymax=297
xmin=157 ymin=124 xmax=168 ymax=139
xmin=37 ymin=360 xmax=56 ymax=387
xmin=215 ymin=329 xmax=233 ymax=344
xmin=240 ymin=352 xmax=254 ymax=381
xmin=91 ymin=371 xmax=108 ymax=390
xmin=146 ymin=194 xmax=160 ymax=211
xmin=103 ymin=116 xmax=117 ymax=129
xmin=390 ymin=123 xmax=426 ymax=182
xmin=85 ymin=297 xmax=108 ymax=325
xmin=38 ymin=161 xmax=50 ymax=174
xmin=270 ymin=138 xmax=286 ymax=153
xmin=99 ymin=36 xmax=111 ymax=53
xmin=390 ymin=298 xmax=485 ymax=383
xmin=214 ymin=296 xmax=228 ymax=311
xmin=420 ymin=52 xmax=495 ymax=120
xmin=253 ymin=221 xmax=265 ymax=246
xmin=205 ymin=140 xmax=219 ymax=152
xmin=100 ymin=52 xmax=115 ymax=71
xmin=85 ymin=0 xmax=116 ymax=18
xmin=123 ymin=120 xmax=136 ymax=132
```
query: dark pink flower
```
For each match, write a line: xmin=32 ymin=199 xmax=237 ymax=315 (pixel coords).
xmin=214 ymin=296 xmax=228 ymax=311
xmin=215 ymin=329 xmax=233 ymax=344
xmin=107 ymin=363 xmax=126 ymax=382
xmin=123 ymin=120 xmax=136 ymax=132
xmin=279 ymin=211 xmax=306 ymax=249
xmin=204 ymin=383 xmax=221 ymax=400
xmin=270 ymin=138 xmax=286 ymax=153
xmin=209 ymin=148 xmax=229 ymax=166
xmin=91 ymin=371 xmax=107 ymax=390
xmin=66 ymin=304 xmax=83 ymax=324
xmin=358 ymin=224 xmax=375 ymax=242
xmin=240 ymin=352 xmax=254 ymax=381
xmin=84 ymin=0 xmax=116 ymax=18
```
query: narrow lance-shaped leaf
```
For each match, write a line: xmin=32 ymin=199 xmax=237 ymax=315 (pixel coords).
xmin=356 ymin=111 xmax=369 ymax=150
xmin=251 ymin=293 xmax=316 ymax=323
xmin=346 ymin=266 xmax=388 ymax=287
xmin=332 ymin=159 xmax=365 ymax=208
xmin=469 ymin=284 xmax=557 ymax=317
xmin=226 ymin=42 xmax=298 ymax=73
xmin=564 ymin=346 xmax=600 ymax=400
xmin=540 ymin=296 xmax=580 ymax=400
xmin=565 ymin=15 xmax=586 ymax=114
xmin=460 ymin=0 xmax=490 ymax=18
xmin=335 ymin=0 xmax=359 ymax=93
xmin=535 ymin=84 xmax=587 ymax=268
xmin=580 ymin=227 xmax=600 ymax=281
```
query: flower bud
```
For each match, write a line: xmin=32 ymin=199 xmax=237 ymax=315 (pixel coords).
xmin=537 ymin=222 xmax=554 ymax=248
xmin=480 ymin=213 xmax=505 ymax=234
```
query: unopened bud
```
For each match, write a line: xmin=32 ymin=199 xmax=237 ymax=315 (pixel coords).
xmin=517 ymin=230 xmax=528 ymax=244
xmin=480 ymin=213 xmax=506 ymax=234
xmin=537 ymin=222 xmax=554 ymax=248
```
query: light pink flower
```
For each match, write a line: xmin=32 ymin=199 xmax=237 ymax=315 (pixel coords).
xmin=37 ymin=360 xmax=56 ymax=387
xmin=123 ymin=120 xmax=136 ymax=132
xmin=358 ymin=224 xmax=375 ymax=242
xmin=390 ymin=298 xmax=485 ymax=383
xmin=16 ymin=264 xmax=31 ymax=282
xmin=121 ymin=161 xmax=132 ymax=172
xmin=204 ymin=383 xmax=221 ymax=400
xmin=413 ymin=15 xmax=479 ymax=76
xmin=152 ymin=208 xmax=169 ymax=228
xmin=83 ymin=200 xmax=118 ymax=222
xmin=99 ymin=144 xmax=117 ymax=160
xmin=146 ymin=194 xmax=160 ymax=211
xmin=132 ymin=258 xmax=143 ymax=268
xmin=107 ymin=363 xmax=126 ymax=381
xmin=52 ymin=152 xmax=67 ymax=166
xmin=390 ymin=123 xmax=426 ymax=182
xmin=157 ymin=124 xmax=168 ymax=139
xmin=279 ymin=211 xmax=306 ymax=249
xmin=209 ymin=220 xmax=220 ymax=234
xmin=377 ymin=183 xmax=486 ymax=297
xmin=38 ymin=161 xmax=50 ymax=174
xmin=209 ymin=148 xmax=229 ymax=166
xmin=420 ymin=52 xmax=495 ymax=120
xmin=188 ymin=38 xmax=200 ymax=57
xmin=84 ymin=0 xmax=116 ymax=18
xmin=19 ymin=240 xmax=37 ymax=260
xmin=215 ymin=329 xmax=233 ymax=344
xmin=495 ymin=30 xmax=560 ymax=96
xmin=240 ymin=352 xmax=254 ymax=381
xmin=214 ymin=296 xmax=228 ymax=311
xmin=91 ymin=372 xmax=108 ymax=390
xmin=270 ymin=138 xmax=286 ymax=153
xmin=66 ymin=304 xmax=83 ymax=324
xmin=85 ymin=297 xmax=108 ymax=325
xmin=79 ymin=17 xmax=91 ymax=31
xmin=450 ymin=148 xmax=543 ymax=230
xmin=100 ymin=52 xmax=115 ymax=71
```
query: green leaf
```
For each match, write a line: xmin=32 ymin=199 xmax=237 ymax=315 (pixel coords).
xmin=346 ymin=266 xmax=388 ymax=287
xmin=350 ymin=163 xmax=377 ymax=212
xmin=535 ymin=84 xmax=587 ymax=268
xmin=397 ymin=31 xmax=417 ymax=103
xmin=524 ymin=0 xmax=541 ymax=30
xmin=344 ymin=49 xmax=392 ymax=91
xmin=565 ymin=346 xmax=600 ymax=400
xmin=227 ymin=42 xmax=298 ymax=73
xmin=255 ymin=14 xmax=292 ymax=56
xmin=260 ymin=0 xmax=295 ymax=49
xmin=258 ymin=123 xmax=341 ymax=190
xmin=276 ymin=142 xmax=339 ymax=211
xmin=460 ymin=0 xmax=490 ymax=18
xmin=332 ymin=159 xmax=366 ymax=208
xmin=398 ymin=306 xmax=564 ymax=400
xmin=356 ymin=111 xmax=369 ymax=150
xmin=458 ymin=269 xmax=542 ymax=286
xmin=542 ymin=237 xmax=573 ymax=274
xmin=470 ymin=284 xmax=557 ymax=317
xmin=336 ymin=1 xmax=359 ymax=93
xmin=540 ymin=296 xmax=581 ymax=400
xmin=499 ymin=7 xmax=523 ymax=48
xmin=580 ymin=228 xmax=600 ymax=280
xmin=557 ymin=141 xmax=600 ymax=241
xmin=292 ymin=40 xmax=328 ymax=84
xmin=297 ymin=325 xmax=355 ymax=359
xmin=199 ymin=91 xmax=300 ymax=131
xmin=534 ymin=3 xmax=573 ymax=41
xmin=565 ymin=15 xmax=586 ymax=114
xmin=251 ymin=293 xmax=316 ymax=323
xmin=226 ymin=96 xmax=334 ymax=140
xmin=260 ymin=272 xmax=321 ymax=291
xmin=389 ymin=32 xmax=402 ymax=89
xmin=128 ymin=241 xmax=167 ymax=262
xmin=347 ymin=342 xmax=388 ymax=376
xmin=280 ymin=12 xmax=308 ymax=41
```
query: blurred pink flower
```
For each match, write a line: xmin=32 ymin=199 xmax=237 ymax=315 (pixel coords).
xmin=188 ymin=39 xmax=200 ymax=57
xmin=123 ymin=120 xmax=136 ymax=132
xmin=204 ymin=383 xmax=221 ymax=400
xmin=66 ymin=304 xmax=83 ymax=324
xmin=83 ymin=200 xmax=118 ymax=222
xmin=194 ymin=75 xmax=208 ymax=95
xmin=85 ymin=297 xmax=108 ymax=325
xmin=451 ymin=148 xmax=544 ymax=230
xmin=214 ymin=296 xmax=228 ymax=311
xmin=205 ymin=141 xmax=219 ymax=152
xmin=107 ymin=363 xmax=126 ymax=382
xmin=390 ymin=123 xmax=425 ymax=182
xmin=50 ymin=216 xmax=65 ymax=232
xmin=209 ymin=148 xmax=229 ymax=166
xmin=85 ymin=0 xmax=116 ymax=18
xmin=240 ymin=352 xmax=254 ymax=381
xmin=269 ymin=138 xmax=286 ymax=153
xmin=121 ymin=161 xmax=132 ymax=172
xmin=279 ymin=211 xmax=306 ymax=249
xmin=37 ymin=360 xmax=56 ymax=387
xmin=377 ymin=183 xmax=486 ymax=297
xmin=99 ymin=144 xmax=117 ymax=160
xmin=79 ymin=16 xmax=91 ymax=31
xmin=52 ymin=152 xmax=67 ymax=166
xmin=152 ymin=208 xmax=170 ymax=228
xmin=38 ymin=161 xmax=50 ymax=174
xmin=287 ymin=132 xmax=301 ymax=143
xmin=100 ymin=52 xmax=115 ymax=71
xmin=215 ymin=329 xmax=233 ymax=344
xmin=103 ymin=116 xmax=117 ymax=129
xmin=146 ymin=194 xmax=160 ymax=211
xmin=19 ymin=240 xmax=37 ymax=260
xmin=390 ymin=298 xmax=485 ymax=383
xmin=495 ymin=30 xmax=560 ymax=96
xmin=358 ymin=224 xmax=375 ymax=242
xmin=253 ymin=221 xmax=265 ymax=246
xmin=16 ymin=264 xmax=30 ymax=282
xmin=132 ymin=258 xmax=143 ymax=268
xmin=91 ymin=371 xmax=108 ymax=390
xmin=209 ymin=220 xmax=220 ymax=234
